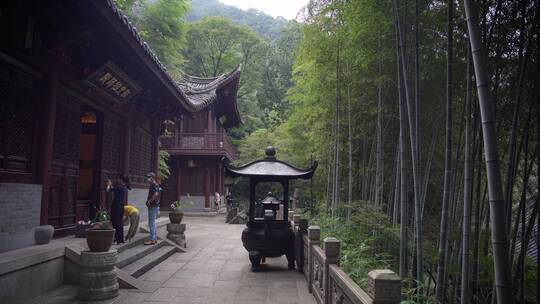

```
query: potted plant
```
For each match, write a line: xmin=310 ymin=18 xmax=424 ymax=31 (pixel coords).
xmin=169 ymin=195 xmax=194 ymax=224
xmin=86 ymin=207 xmax=115 ymax=252
xmin=75 ymin=220 xmax=93 ymax=238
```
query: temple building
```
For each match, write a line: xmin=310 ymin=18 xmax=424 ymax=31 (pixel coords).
xmin=160 ymin=69 xmax=242 ymax=212
xmin=0 ymin=0 xmax=241 ymax=252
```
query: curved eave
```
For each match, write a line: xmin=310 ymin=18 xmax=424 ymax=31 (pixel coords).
xmin=225 ymin=159 xmax=318 ymax=180
xmin=180 ymin=66 xmax=242 ymax=128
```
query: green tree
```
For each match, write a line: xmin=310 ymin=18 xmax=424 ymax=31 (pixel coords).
xmin=115 ymin=0 xmax=190 ymax=79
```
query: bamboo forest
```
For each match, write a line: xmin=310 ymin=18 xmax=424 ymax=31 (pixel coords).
xmin=0 ymin=0 xmax=538 ymax=303
xmin=118 ymin=0 xmax=539 ymax=302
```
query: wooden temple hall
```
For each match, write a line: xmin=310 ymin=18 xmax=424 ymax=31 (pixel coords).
xmin=0 ymin=0 xmax=241 ymax=252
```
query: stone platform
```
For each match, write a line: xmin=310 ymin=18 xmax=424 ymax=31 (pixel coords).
xmin=24 ymin=215 xmax=316 ymax=304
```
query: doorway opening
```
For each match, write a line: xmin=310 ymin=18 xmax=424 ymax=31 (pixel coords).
xmin=77 ymin=110 xmax=101 ymax=221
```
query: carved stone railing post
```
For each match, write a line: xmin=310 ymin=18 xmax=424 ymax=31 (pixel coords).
xmin=324 ymin=237 xmax=341 ymax=304
xmin=368 ymin=269 xmax=402 ymax=304
xmin=294 ymin=218 xmax=309 ymax=273
xmin=289 ymin=210 xmax=295 ymax=222
xmin=307 ymin=225 xmax=321 ymax=293
xmin=293 ymin=214 xmax=302 ymax=227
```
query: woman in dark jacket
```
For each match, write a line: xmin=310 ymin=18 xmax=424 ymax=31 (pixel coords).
xmin=106 ymin=176 xmax=130 ymax=244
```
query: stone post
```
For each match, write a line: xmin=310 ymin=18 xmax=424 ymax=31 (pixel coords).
xmin=324 ymin=237 xmax=341 ymax=304
xmin=288 ymin=210 xmax=295 ymax=222
xmin=299 ymin=219 xmax=308 ymax=233
xmin=307 ymin=226 xmax=320 ymax=293
xmin=293 ymin=214 xmax=301 ymax=227
xmin=294 ymin=218 xmax=308 ymax=273
xmin=368 ymin=269 xmax=402 ymax=304
xmin=77 ymin=250 xmax=119 ymax=301
xmin=323 ymin=237 xmax=341 ymax=264
xmin=167 ymin=223 xmax=186 ymax=248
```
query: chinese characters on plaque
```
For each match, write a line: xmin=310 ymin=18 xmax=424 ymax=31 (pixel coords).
xmin=83 ymin=61 xmax=141 ymax=102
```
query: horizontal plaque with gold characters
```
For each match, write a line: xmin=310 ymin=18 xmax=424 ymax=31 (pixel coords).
xmin=83 ymin=61 xmax=141 ymax=102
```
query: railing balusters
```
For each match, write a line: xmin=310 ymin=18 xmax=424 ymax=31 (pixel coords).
xmin=296 ymin=220 xmax=402 ymax=304
xmin=160 ymin=131 xmax=239 ymax=160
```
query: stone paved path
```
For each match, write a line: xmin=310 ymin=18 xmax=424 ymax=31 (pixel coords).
xmin=28 ymin=215 xmax=316 ymax=304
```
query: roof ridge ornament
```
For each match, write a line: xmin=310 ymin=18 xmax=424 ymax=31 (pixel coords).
xmin=265 ymin=146 xmax=276 ymax=160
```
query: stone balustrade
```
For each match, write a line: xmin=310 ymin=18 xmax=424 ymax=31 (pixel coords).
xmin=295 ymin=220 xmax=402 ymax=304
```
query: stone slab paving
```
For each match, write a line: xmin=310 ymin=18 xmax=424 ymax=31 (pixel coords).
xmin=25 ymin=215 xmax=316 ymax=304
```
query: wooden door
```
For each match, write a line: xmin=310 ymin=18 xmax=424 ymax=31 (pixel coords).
xmin=48 ymin=92 xmax=81 ymax=231
xmin=99 ymin=115 xmax=122 ymax=213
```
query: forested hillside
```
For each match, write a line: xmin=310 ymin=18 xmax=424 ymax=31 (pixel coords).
xmin=114 ymin=0 xmax=539 ymax=302
xmin=115 ymin=0 xmax=301 ymax=139
xmin=186 ymin=0 xmax=290 ymax=41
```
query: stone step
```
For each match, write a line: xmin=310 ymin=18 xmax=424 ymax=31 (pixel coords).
xmin=116 ymin=239 xmax=167 ymax=268
xmin=120 ymin=245 xmax=177 ymax=278
xmin=112 ymin=233 xmax=150 ymax=254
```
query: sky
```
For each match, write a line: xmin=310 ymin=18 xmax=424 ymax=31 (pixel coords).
xmin=219 ymin=0 xmax=309 ymax=20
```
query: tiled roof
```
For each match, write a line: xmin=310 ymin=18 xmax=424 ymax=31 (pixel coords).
xmin=101 ymin=0 xmax=241 ymax=114
xmin=178 ymin=65 xmax=242 ymax=110
xmin=225 ymin=147 xmax=318 ymax=179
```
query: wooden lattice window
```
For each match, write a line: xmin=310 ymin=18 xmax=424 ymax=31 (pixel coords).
xmin=0 ymin=61 xmax=39 ymax=173
xmin=101 ymin=116 xmax=121 ymax=177
xmin=129 ymin=127 xmax=152 ymax=184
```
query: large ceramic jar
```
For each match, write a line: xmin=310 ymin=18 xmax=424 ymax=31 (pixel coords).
xmin=86 ymin=228 xmax=115 ymax=252
xmin=169 ymin=211 xmax=184 ymax=224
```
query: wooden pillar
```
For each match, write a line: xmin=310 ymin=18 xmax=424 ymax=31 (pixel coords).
xmin=151 ymin=117 xmax=160 ymax=175
xmin=207 ymin=109 xmax=212 ymax=132
xmin=179 ymin=115 xmax=184 ymax=133
xmin=249 ymin=179 xmax=256 ymax=221
xmin=204 ymin=163 xmax=210 ymax=208
xmin=283 ymin=179 xmax=289 ymax=223
xmin=176 ymin=160 xmax=181 ymax=201
xmin=38 ymin=61 xmax=58 ymax=225
xmin=121 ymin=109 xmax=132 ymax=177
xmin=217 ymin=162 xmax=223 ymax=194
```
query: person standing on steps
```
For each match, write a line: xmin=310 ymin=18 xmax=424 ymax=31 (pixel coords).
xmin=106 ymin=176 xmax=130 ymax=244
xmin=144 ymin=172 xmax=162 ymax=245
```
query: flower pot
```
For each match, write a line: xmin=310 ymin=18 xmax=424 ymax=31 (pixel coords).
xmin=169 ymin=211 xmax=184 ymax=224
xmin=86 ymin=228 xmax=115 ymax=252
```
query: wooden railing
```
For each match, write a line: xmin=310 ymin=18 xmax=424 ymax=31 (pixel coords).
xmin=160 ymin=132 xmax=239 ymax=160
xmin=290 ymin=213 xmax=402 ymax=304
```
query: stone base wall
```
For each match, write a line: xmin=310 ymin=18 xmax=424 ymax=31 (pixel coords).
xmin=0 ymin=183 xmax=42 ymax=252
xmin=0 ymin=256 xmax=64 ymax=304
xmin=179 ymin=195 xmax=216 ymax=212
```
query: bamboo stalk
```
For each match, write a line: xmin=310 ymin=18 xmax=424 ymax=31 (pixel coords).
xmin=461 ymin=45 xmax=473 ymax=304
xmin=463 ymin=0 xmax=514 ymax=302
xmin=436 ymin=0 xmax=454 ymax=300
xmin=393 ymin=0 xmax=423 ymax=284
